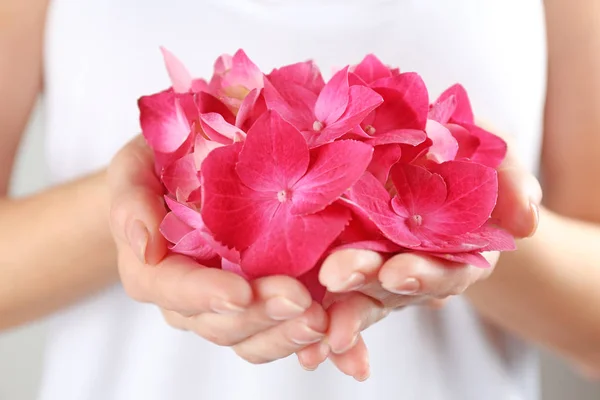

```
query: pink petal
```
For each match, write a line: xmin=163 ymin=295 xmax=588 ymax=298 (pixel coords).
xmin=314 ymin=66 xmax=350 ymax=125
xmin=153 ymin=131 xmax=195 ymax=172
xmin=138 ymin=90 xmax=192 ymax=154
xmin=221 ymin=49 xmax=264 ymax=93
xmin=236 ymin=110 xmax=309 ymax=192
xmin=426 ymin=161 xmax=498 ymax=235
xmin=213 ymin=53 xmax=232 ymax=75
xmin=471 ymin=223 xmax=516 ymax=252
xmin=428 ymin=252 xmax=491 ymax=268
xmin=410 ymin=227 xmax=490 ymax=253
xmin=447 ymin=123 xmax=480 ymax=160
xmin=268 ymin=61 xmax=325 ymax=95
xmin=199 ymin=113 xmax=246 ymax=144
xmin=352 ymin=54 xmax=392 ymax=84
xmin=428 ymin=95 xmax=456 ymax=124
xmin=196 ymin=91 xmax=236 ymax=120
xmin=366 ymin=129 xmax=426 ymax=146
xmin=399 ymin=138 xmax=432 ymax=164
xmin=201 ymin=143 xmax=279 ymax=250
xmin=160 ymin=212 xmax=193 ymax=244
xmin=462 ymin=123 xmax=507 ymax=168
xmin=263 ymin=76 xmax=317 ymax=130
xmin=291 ymin=140 xmax=373 ymax=215
xmin=164 ymin=196 xmax=203 ymax=229
xmin=425 ymin=120 xmax=459 ymax=163
xmin=191 ymin=79 xmax=209 ymax=93
xmin=221 ymin=259 xmax=249 ymax=279
xmin=390 ymin=163 xmax=447 ymax=216
xmin=194 ymin=135 xmax=223 ymax=169
xmin=170 ymin=229 xmax=219 ymax=262
xmin=311 ymin=85 xmax=383 ymax=146
xmin=367 ymin=144 xmax=402 ymax=184
xmin=333 ymin=239 xmax=402 ymax=254
xmin=348 ymin=72 xmax=369 ymax=87
xmin=235 ymin=88 xmax=262 ymax=128
xmin=160 ymin=47 xmax=193 ymax=93
xmin=344 ymin=172 xmax=421 ymax=247
xmin=434 ymin=84 xmax=474 ymax=124
xmin=161 ymin=154 xmax=200 ymax=201
xmin=298 ymin=266 xmax=327 ymax=303
xmin=241 ymin=202 xmax=351 ymax=278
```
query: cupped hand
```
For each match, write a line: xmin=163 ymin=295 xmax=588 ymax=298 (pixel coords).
xmin=107 ymin=136 xmax=328 ymax=364
xmin=297 ymin=129 xmax=543 ymax=380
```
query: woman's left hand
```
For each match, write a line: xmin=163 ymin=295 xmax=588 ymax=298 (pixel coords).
xmin=296 ymin=128 xmax=543 ymax=381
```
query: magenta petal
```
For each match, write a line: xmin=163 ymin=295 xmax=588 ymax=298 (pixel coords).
xmin=367 ymin=144 xmax=402 ymax=184
xmin=426 ymin=161 xmax=498 ymax=235
xmin=425 ymin=120 xmax=459 ymax=163
xmin=314 ymin=66 xmax=350 ymax=125
xmin=352 ymin=54 xmax=392 ymax=84
xmin=371 ymin=73 xmax=429 ymax=129
xmin=390 ymin=163 xmax=447 ymax=216
xmin=222 ymin=49 xmax=264 ymax=92
xmin=164 ymin=196 xmax=203 ymax=229
xmin=428 ymin=95 xmax=457 ymax=124
xmin=333 ymin=239 xmax=402 ymax=254
xmin=435 ymin=84 xmax=474 ymax=124
xmin=138 ymin=90 xmax=191 ymax=154
xmin=201 ymin=143 xmax=278 ymax=250
xmin=291 ymin=140 xmax=373 ymax=215
xmin=268 ymin=61 xmax=325 ymax=95
xmin=447 ymin=123 xmax=480 ymax=159
xmin=200 ymin=113 xmax=245 ymax=144
xmin=463 ymin=124 xmax=507 ymax=168
xmin=345 ymin=172 xmax=421 ymax=247
xmin=235 ymin=88 xmax=261 ymax=128
xmin=241 ymin=203 xmax=351 ymax=278
xmin=161 ymin=154 xmax=200 ymax=201
xmin=236 ymin=110 xmax=309 ymax=192
xmin=429 ymin=252 xmax=491 ymax=268
xmin=170 ymin=230 xmax=218 ymax=261
xmin=160 ymin=47 xmax=193 ymax=93
xmin=297 ymin=266 xmax=327 ymax=303
xmin=312 ymin=85 xmax=383 ymax=146
xmin=196 ymin=92 xmax=236 ymax=121
xmin=263 ymin=77 xmax=316 ymax=130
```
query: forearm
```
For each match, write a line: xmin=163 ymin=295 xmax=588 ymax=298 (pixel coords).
xmin=0 ymin=170 xmax=119 ymax=330
xmin=467 ymin=208 xmax=600 ymax=372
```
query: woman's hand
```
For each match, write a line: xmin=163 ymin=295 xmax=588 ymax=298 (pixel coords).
xmin=297 ymin=128 xmax=543 ymax=380
xmin=107 ymin=136 xmax=328 ymax=364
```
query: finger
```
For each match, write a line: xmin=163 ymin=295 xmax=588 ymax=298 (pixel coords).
xmin=476 ymin=122 xmax=542 ymax=238
xmin=326 ymin=292 xmax=388 ymax=355
xmin=108 ymin=135 xmax=167 ymax=265
xmin=232 ymin=302 xmax=328 ymax=364
xmin=118 ymin=248 xmax=253 ymax=316
xmin=188 ymin=276 xmax=313 ymax=346
xmin=378 ymin=253 xmax=491 ymax=299
xmin=296 ymin=341 xmax=330 ymax=371
xmin=328 ymin=334 xmax=371 ymax=382
xmin=319 ymin=249 xmax=384 ymax=292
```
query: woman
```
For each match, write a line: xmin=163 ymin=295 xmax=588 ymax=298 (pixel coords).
xmin=1 ymin=1 xmax=599 ymax=399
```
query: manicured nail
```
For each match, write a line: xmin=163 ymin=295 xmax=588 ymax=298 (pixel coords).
xmin=328 ymin=272 xmax=366 ymax=292
xmin=209 ymin=299 xmax=246 ymax=315
xmin=387 ymin=277 xmax=420 ymax=295
xmin=291 ymin=325 xmax=324 ymax=345
xmin=527 ymin=202 xmax=540 ymax=238
xmin=265 ymin=297 xmax=306 ymax=321
xmin=128 ymin=219 xmax=149 ymax=264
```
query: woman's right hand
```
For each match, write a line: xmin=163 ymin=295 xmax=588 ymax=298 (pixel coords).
xmin=107 ymin=136 xmax=329 ymax=365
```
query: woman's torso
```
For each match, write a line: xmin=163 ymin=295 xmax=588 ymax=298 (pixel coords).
xmin=39 ymin=1 xmax=547 ymax=399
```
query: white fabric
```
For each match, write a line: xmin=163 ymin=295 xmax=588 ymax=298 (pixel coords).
xmin=39 ymin=1 xmax=547 ymax=399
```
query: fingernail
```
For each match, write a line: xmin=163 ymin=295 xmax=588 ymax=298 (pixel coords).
xmin=327 ymin=272 xmax=366 ymax=292
xmin=265 ymin=297 xmax=306 ymax=321
xmin=528 ymin=175 xmax=543 ymax=205
xmin=387 ymin=277 xmax=420 ymax=295
xmin=331 ymin=333 xmax=359 ymax=354
xmin=292 ymin=325 xmax=324 ymax=345
xmin=318 ymin=340 xmax=330 ymax=358
xmin=354 ymin=364 xmax=371 ymax=382
xmin=209 ymin=299 xmax=246 ymax=315
xmin=128 ymin=220 xmax=149 ymax=264
xmin=299 ymin=359 xmax=318 ymax=372
xmin=527 ymin=202 xmax=540 ymax=238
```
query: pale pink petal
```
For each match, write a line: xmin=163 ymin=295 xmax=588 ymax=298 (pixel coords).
xmin=390 ymin=163 xmax=447 ymax=216
xmin=191 ymin=79 xmax=209 ymax=93
xmin=161 ymin=154 xmax=200 ymax=201
xmin=213 ymin=53 xmax=233 ymax=75
xmin=236 ymin=110 xmax=309 ymax=192
xmin=160 ymin=212 xmax=193 ymax=244
xmin=425 ymin=119 xmax=459 ymax=163
xmin=201 ymin=143 xmax=279 ymax=251
xmin=194 ymin=135 xmax=223 ymax=169
xmin=311 ymin=85 xmax=383 ymax=146
xmin=153 ymin=131 xmax=194 ymax=172
xmin=426 ymin=161 xmax=498 ymax=235
xmin=138 ymin=90 xmax=191 ymax=154
xmin=164 ymin=196 xmax=203 ymax=229
xmin=241 ymin=203 xmax=351 ymax=278
xmin=367 ymin=144 xmax=402 ymax=184
xmin=344 ymin=172 xmax=421 ymax=247
xmin=471 ymin=223 xmax=516 ymax=252
xmin=314 ymin=66 xmax=350 ymax=125
xmin=170 ymin=230 xmax=219 ymax=262
xmin=199 ymin=113 xmax=246 ymax=144
xmin=366 ymin=129 xmax=426 ymax=146
xmin=291 ymin=140 xmax=373 ymax=215
xmin=160 ymin=47 xmax=193 ymax=93
xmin=263 ymin=77 xmax=316 ymax=130
xmin=352 ymin=54 xmax=392 ymax=84
xmin=268 ymin=61 xmax=325 ymax=94
xmin=221 ymin=259 xmax=249 ymax=279
xmin=222 ymin=49 xmax=264 ymax=92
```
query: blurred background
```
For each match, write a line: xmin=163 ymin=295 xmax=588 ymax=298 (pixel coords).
xmin=1 ymin=105 xmax=599 ymax=399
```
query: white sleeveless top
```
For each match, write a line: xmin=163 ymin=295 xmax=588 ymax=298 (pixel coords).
xmin=39 ymin=1 xmax=547 ymax=399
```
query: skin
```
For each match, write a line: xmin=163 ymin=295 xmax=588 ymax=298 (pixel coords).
xmin=0 ymin=0 xmax=599 ymax=385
